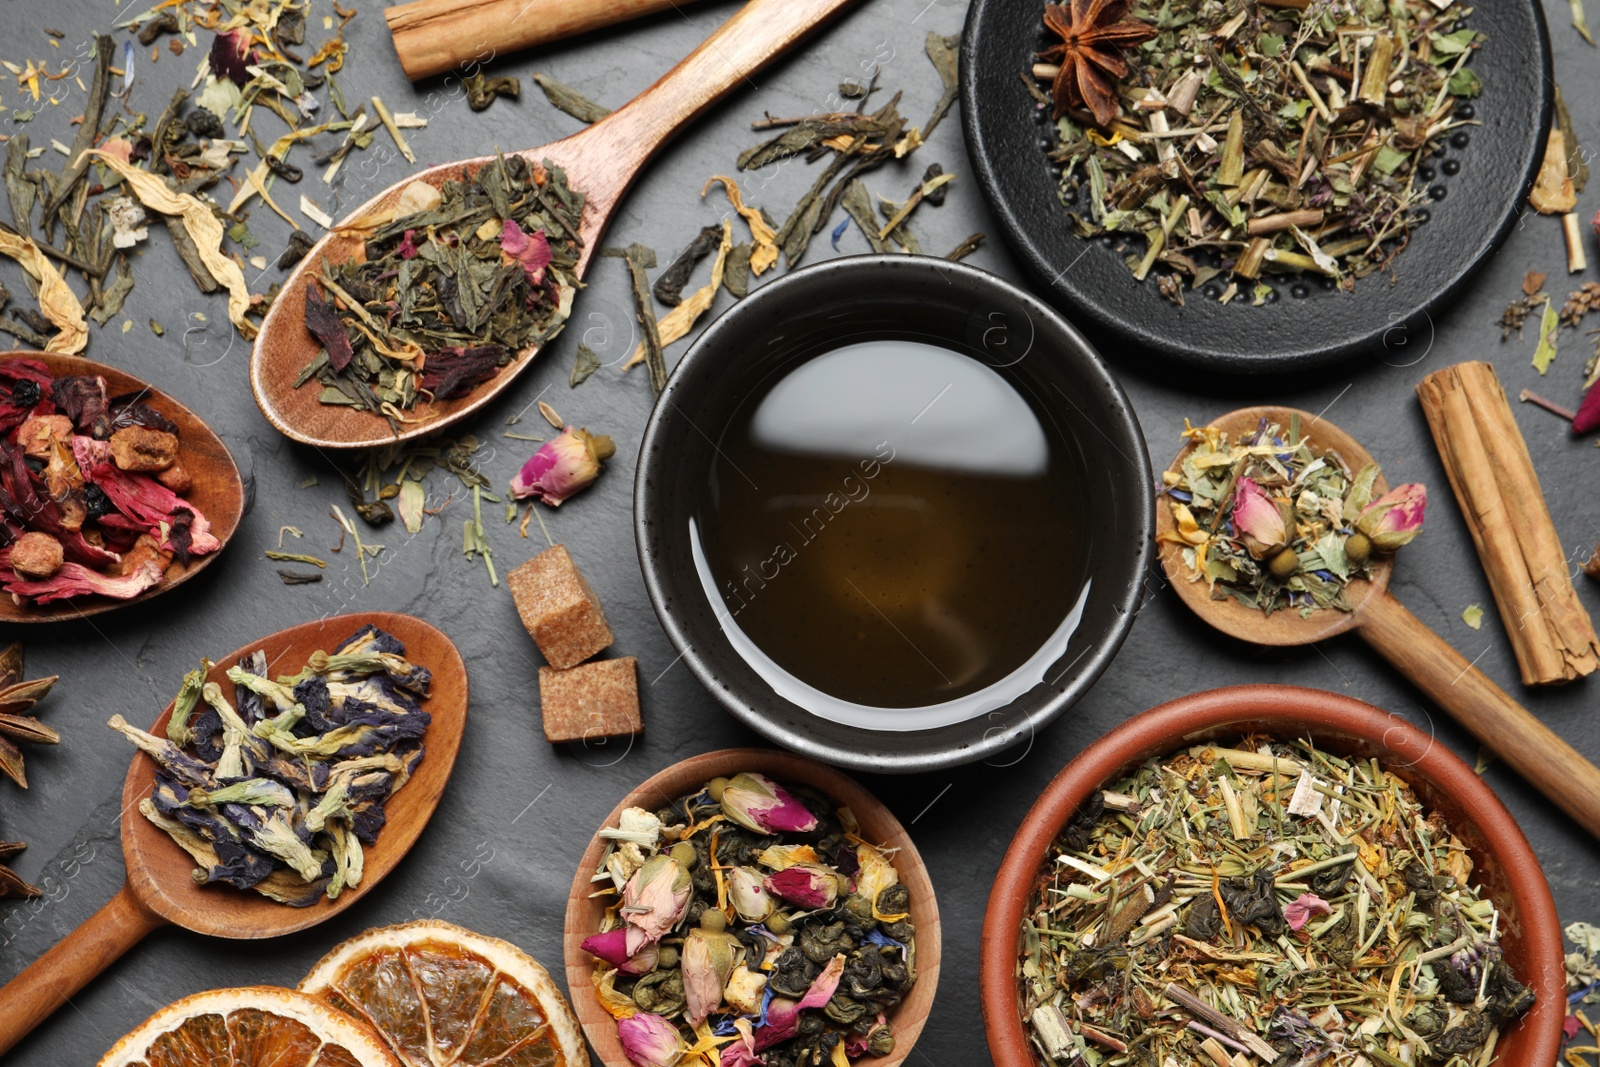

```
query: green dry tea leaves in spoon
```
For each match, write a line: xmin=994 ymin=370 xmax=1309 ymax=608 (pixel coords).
xmin=296 ymin=155 xmax=585 ymax=424
xmin=1021 ymin=737 xmax=1535 ymax=1067
xmin=1034 ymin=0 xmax=1486 ymax=300
xmin=1160 ymin=417 xmax=1426 ymax=616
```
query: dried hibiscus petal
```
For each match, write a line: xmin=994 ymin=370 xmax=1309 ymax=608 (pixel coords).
xmin=304 ymin=284 xmax=355 ymax=373
xmin=420 ymin=345 xmax=506 ymax=399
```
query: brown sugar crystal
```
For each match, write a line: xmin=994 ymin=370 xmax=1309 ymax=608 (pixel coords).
xmin=507 ymin=544 xmax=615 ymax=668
xmin=539 ymin=657 xmax=640 ymax=743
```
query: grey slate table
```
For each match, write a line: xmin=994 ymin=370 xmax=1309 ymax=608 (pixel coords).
xmin=0 ymin=0 xmax=1596 ymax=1061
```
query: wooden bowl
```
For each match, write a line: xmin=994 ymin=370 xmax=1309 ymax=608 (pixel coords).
xmin=0 ymin=351 xmax=244 ymax=622
xmin=563 ymin=748 xmax=942 ymax=1067
xmin=979 ymin=685 xmax=1565 ymax=1067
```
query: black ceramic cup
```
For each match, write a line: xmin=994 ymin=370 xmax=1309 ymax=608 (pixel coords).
xmin=634 ymin=255 xmax=1152 ymax=772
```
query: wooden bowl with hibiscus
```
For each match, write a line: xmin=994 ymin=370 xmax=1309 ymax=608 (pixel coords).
xmin=0 ymin=352 xmax=243 ymax=622
xmin=562 ymin=748 xmax=941 ymax=1067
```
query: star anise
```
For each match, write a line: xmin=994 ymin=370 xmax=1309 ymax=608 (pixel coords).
xmin=0 ymin=643 xmax=58 ymax=900
xmin=1041 ymin=0 xmax=1158 ymax=129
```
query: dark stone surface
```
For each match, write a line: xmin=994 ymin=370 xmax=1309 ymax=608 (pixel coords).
xmin=0 ymin=0 xmax=1595 ymax=1062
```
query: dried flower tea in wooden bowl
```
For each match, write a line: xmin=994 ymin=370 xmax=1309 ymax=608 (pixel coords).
xmin=0 ymin=352 xmax=242 ymax=621
xmin=564 ymin=749 xmax=940 ymax=1067
xmin=980 ymin=685 xmax=1565 ymax=1067
xmin=960 ymin=0 xmax=1554 ymax=370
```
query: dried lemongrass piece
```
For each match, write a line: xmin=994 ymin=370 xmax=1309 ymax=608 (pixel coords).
xmin=88 ymin=151 xmax=254 ymax=338
xmin=624 ymin=220 xmax=732 ymax=371
xmin=702 ymin=175 xmax=777 ymax=275
xmin=0 ymin=230 xmax=86 ymax=354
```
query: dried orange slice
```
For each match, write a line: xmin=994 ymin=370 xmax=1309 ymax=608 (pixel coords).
xmin=96 ymin=986 xmax=401 ymax=1067
xmin=299 ymin=919 xmax=588 ymax=1067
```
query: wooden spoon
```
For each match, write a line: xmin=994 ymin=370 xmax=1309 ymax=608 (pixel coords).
xmin=1156 ymin=406 xmax=1600 ymax=840
xmin=0 ymin=612 xmax=468 ymax=1056
xmin=251 ymin=0 xmax=863 ymax=450
xmin=0 ymin=351 xmax=243 ymax=623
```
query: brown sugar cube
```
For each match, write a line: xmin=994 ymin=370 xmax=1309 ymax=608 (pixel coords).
xmin=539 ymin=657 xmax=640 ymax=743
xmin=508 ymin=544 xmax=614 ymax=668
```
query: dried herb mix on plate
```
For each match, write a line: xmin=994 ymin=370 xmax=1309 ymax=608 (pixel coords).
xmin=583 ymin=773 xmax=914 ymax=1067
xmin=1020 ymin=737 xmax=1535 ymax=1067
xmin=1160 ymin=417 xmax=1426 ymax=615
xmin=296 ymin=156 xmax=585 ymax=420
xmin=109 ymin=625 xmax=432 ymax=907
xmin=1033 ymin=0 xmax=1485 ymax=299
xmin=0 ymin=359 xmax=219 ymax=607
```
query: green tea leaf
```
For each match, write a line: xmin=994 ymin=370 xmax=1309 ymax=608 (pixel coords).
xmin=569 ymin=342 xmax=601 ymax=387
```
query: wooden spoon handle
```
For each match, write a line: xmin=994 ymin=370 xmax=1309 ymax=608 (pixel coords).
xmin=568 ymin=0 xmax=863 ymax=210
xmin=1359 ymin=590 xmax=1600 ymax=838
xmin=0 ymin=884 xmax=163 ymax=1056
xmin=385 ymin=0 xmax=709 ymax=82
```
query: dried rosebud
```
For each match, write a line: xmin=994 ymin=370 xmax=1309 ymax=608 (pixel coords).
xmin=727 ymin=865 xmax=775 ymax=923
xmin=209 ymin=29 xmax=255 ymax=87
xmin=682 ymin=920 xmax=741 ymax=1025
xmin=622 ymin=853 xmax=692 ymax=941
xmin=763 ymin=863 xmax=840 ymax=910
xmin=1232 ymin=476 xmax=1286 ymax=558
xmin=1356 ymin=483 xmax=1427 ymax=553
xmin=509 ymin=426 xmax=616 ymax=507
xmin=1284 ymin=892 xmax=1332 ymax=931
xmin=616 ymin=1012 xmax=684 ymax=1067
xmin=721 ymin=772 xmax=818 ymax=834
xmin=1575 ymin=378 xmax=1600 ymax=435
xmin=580 ymin=926 xmax=658 ymax=975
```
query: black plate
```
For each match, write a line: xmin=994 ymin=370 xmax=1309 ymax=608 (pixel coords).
xmin=960 ymin=0 xmax=1554 ymax=374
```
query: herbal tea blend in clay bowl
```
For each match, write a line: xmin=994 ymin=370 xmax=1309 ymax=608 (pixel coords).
xmin=959 ymin=0 xmax=1553 ymax=371
xmin=636 ymin=255 xmax=1153 ymax=773
xmin=979 ymin=685 xmax=1565 ymax=1067
xmin=564 ymin=748 xmax=940 ymax=1067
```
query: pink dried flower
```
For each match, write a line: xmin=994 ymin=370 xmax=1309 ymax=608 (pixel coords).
xmin=720 ymin=772 xmax=818 ymax=834
xmin=617 ymin=1012 xmax=684 ymax=1067
xmin=509 ymin=426 xmax=616 ymax=507
xmin=756 ymin=955 xmax=845 ymax=1050
xmin=579 ymin=926 xmax=658 ymax=975
xmin=500 ymin=219 xmax=553 ymax=284
xmin=1284 ymin=892 xmax=1332 ymax=931
xmin=1356 ymin=483 xmax=1427 ymax=553
xmin=397 ymin=230 xmax=421 ymax=259
xmin=762 ymin=863 xmax=839 ymax=910
xmin=1232 ymin=476 xmax=1286 ymax=558
xmin=621 ymin=854 xmax=691 ymax=942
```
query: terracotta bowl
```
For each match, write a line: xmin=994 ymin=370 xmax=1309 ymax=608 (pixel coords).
xmin=980 ymin=684 xmax=1565 ymax=1067
xmin=563 ymin=748 xmax=942 ymax=1067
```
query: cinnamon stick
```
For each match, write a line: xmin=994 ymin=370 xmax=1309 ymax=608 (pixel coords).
xmin=384 ymin=0 xmax=706 ymax=82
xmin=1416 ymin=362 xmax=1600 ymax=685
